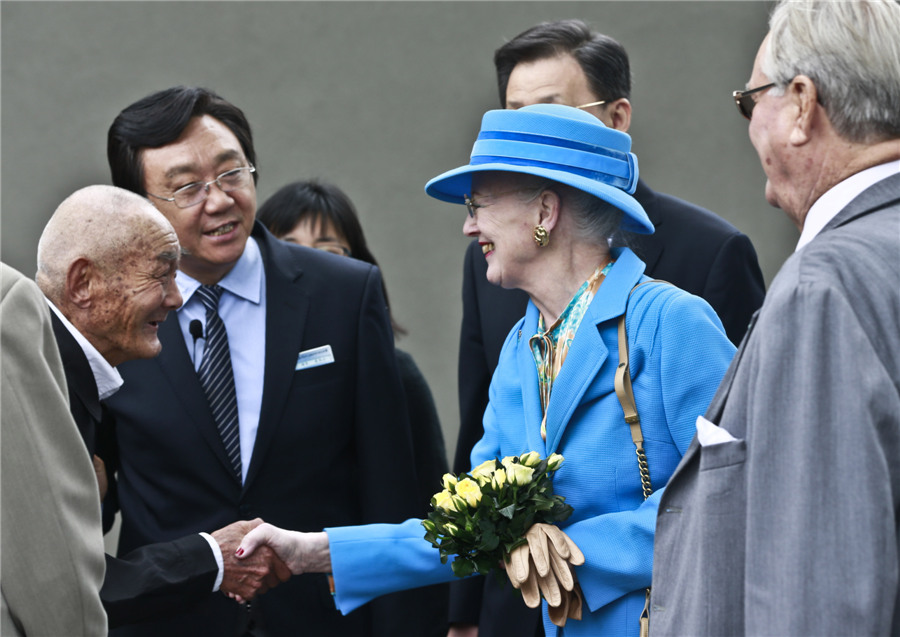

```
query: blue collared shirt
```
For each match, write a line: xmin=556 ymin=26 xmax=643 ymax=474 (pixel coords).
xmin=175 ymin=237 xmax=267 ymax=485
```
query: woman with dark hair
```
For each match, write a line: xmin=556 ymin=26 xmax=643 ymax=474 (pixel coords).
xmin=258 ymin=180 xmax=407 ymax=336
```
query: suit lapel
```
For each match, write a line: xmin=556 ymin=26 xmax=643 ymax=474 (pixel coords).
xmin=822 ymin=172 xmax=900 ymax=234
xmin=517 ymin=303 xmax=548 ymax=456
xmin=154 ymin=314 xmax=240 ymax=476
xmin=51 ymin=312 xmax=101 ymax=453
xmin=244 ymin=225 xmax=308 ymax=488
xmin=51 ymin=313 xmax=102 ymax=423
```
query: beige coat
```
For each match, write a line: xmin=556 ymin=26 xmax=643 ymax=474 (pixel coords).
xmin=1 ymin=263 xmax=106 ymax=636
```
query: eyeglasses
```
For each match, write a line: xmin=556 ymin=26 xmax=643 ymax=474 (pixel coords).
xmin=464 ymin=188 xmax=543 ymax=218
xmin=575 ymin=100 xmax=607 ymax=110
xmin=148 ymin=165 xmax=256 ymax=208
xmin=315 ymin=243 xmax=351 ymax=257
xmin=732 ymin=83 xmax=775 ymax=120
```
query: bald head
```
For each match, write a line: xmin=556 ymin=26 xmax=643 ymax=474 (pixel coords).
xmin=37 ymin=185 xmax=183 ymax=366
xmin=38 ymin=186 xmax=174 ymax=298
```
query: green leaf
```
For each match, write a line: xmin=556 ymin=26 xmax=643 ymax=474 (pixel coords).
xmin=498 ymin=503 xmax=517 ymax=519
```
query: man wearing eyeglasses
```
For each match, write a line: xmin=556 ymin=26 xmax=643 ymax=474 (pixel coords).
xmin=101 ymin=86 xmax=422 ymax=636
xmin=450 ymin=19 xmax=767 ymax=637
xmin=652 ymin=1 xmax=900 ymax=634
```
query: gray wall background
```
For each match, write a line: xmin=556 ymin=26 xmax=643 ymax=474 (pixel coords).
xmin=1 ymin=1 xmax=793 ymax=468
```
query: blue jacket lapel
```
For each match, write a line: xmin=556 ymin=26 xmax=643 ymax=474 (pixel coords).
xmin=542 ymin=249 xmax=646 ymax=453
xmin=516 ymin=303 xmax=548 ymax=456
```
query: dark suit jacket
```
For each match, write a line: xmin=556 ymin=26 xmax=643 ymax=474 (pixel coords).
xmin=449 ymin=179 xmax=766 ymax=634
xmin=104 ymin=222 xmax=422 ymax=636
xmin=50 ymin=313 xmax=219 ymax=629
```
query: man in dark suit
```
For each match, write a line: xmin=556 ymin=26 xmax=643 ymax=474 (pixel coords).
xmin=652 ymin=1 xmax=900 ymax=633
xmin=36 ymin=185 xmax=289 ymax=628
xmin=102 ymin=86 xmax=422 ymax=636
xmin=449 ymin=20 xmax=767 ymax=637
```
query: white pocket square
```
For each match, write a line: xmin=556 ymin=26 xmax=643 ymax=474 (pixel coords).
xmin=696 ymin=415 xmax=737 ymax=447
xmin=295 ymin=345 xmax=335 ymax=371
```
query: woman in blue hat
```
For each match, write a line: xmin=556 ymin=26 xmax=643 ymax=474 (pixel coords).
xmin=235 ymin=105 xmax=736 ymax=636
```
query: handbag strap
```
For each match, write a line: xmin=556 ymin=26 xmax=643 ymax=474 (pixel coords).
xmin=613 ymin=280 xmax=666 ymax=637
xmin=614 ymin=281 xmax=661 ymax=501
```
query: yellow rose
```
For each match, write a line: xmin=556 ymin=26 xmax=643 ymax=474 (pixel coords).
xmin=455 ymin=478 xmax=483 ymax=508
xmin=442 ymin=473 xmax=458 ymax=491
xmin=547 ymin=453 xmax=565 ymax=471
xmin=506 ymin=463 xmax=535 ymax=486
xmin=469 ymin=459 xmax=496 ymax=486
xmin=445 ymin=523 xmax=460 ymax=536
xmin=491 ymin=468 xmax=507 ymax=490
xmin=500 ymin=456 xmax=517 ymax=472
xmin=452 ymin=495 xmax=468 ymax=512
xmin=434 ymin=489 xmax=455 ymax=511
xmin=519 ymin=451 xmax=541 ymax=467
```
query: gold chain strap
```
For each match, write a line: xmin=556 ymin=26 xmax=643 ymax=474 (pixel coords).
xmin=614 ymin=281 xmax=666 ymax=637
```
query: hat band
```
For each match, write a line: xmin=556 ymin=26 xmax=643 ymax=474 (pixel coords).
xmin=470 ymin=138 xmax=637 ymax=193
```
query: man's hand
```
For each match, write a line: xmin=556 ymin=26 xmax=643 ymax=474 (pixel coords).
xmin=92 ymin=455 xmax=108 ymax=501
xmin=213 ymin=518 xmax=292 ymax=601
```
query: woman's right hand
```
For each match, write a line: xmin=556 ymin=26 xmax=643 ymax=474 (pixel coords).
xmin=236 ymin=523 xmax=331 ymax=577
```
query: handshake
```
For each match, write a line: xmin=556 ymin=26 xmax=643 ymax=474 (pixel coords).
xmin=214 ymin=519 xmax=329 ymax=603
xmin=215 ymin=518 xmax=585 ymax=628
xmin=212 ymin=519 xmax=293 ymax=601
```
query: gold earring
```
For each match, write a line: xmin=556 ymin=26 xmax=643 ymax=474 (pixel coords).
xmin=533 ymin=225 xmax=550 ymax=247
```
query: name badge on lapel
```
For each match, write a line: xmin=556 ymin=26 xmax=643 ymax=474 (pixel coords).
xmin=295 ymin=345 xmax=335 ymax=371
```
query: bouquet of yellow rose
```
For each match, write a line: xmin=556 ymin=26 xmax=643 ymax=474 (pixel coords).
xmin=421 ymin=451 xmax=572 ymax=579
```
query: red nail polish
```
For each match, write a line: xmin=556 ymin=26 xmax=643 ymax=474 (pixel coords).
xmin=236 ymin=548 xmax=244 ymax=557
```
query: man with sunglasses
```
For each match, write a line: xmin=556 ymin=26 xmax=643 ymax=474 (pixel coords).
xmin=101 ymin=86 xmax=422 ymax=636
xmin=652 ymin=1 xmax=900 ymax=634
xmin=450 ymin=20 xmax=767 ymax=637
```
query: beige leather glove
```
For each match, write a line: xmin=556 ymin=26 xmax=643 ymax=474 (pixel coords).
xmin=507 ymin=523 xmax=585 ymax=627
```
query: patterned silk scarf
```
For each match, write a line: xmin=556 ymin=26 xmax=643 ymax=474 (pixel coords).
xmin=529 ymin=261 xmax=614 ymax=441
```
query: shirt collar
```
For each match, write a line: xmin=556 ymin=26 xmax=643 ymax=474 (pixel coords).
xmin=45 ymin=299 xmax=124 ymax=401
xmin=177 ymin=237 xmax=264 ymax=306
xmin=797 ymin=160 xmax=900 ymax=252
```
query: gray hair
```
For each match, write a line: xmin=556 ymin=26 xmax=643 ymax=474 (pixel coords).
xmin=763 ymin=0 xmax=900 ymax=144
xmin=510 ymin=175 xmax=623 ymax=245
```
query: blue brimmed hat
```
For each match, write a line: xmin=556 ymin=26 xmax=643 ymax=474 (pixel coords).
xmin=425 ymin=104 xmax=653 ymax=234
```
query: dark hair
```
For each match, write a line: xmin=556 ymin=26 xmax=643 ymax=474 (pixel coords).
xmin=107 ymin=86 xmax=259 ymax=195
xmin=257 ymin=179 xmax=407 ymax=337
xmin=494 ymin=19 xmax=631 ymax=107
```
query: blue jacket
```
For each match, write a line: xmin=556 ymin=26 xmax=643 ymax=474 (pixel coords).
xmin=328 ymin=248 xmax=736 ymax=636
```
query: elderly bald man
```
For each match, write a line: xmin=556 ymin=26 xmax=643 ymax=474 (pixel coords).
xmin=34 ymin=185 xmax=289 ymax=628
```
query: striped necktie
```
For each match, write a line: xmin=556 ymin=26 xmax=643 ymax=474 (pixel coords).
xmin=196 ymin=285 xmax=242 ymax=481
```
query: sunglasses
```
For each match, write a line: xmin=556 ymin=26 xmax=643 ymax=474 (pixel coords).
xmin=732 ymin=83 xmax=775 ymax=120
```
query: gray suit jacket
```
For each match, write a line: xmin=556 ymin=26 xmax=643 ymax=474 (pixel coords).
xmin=651 ymin=173 xmax=900 ymax=636
xmin=0 ymin=264 xmax=107 ymax=636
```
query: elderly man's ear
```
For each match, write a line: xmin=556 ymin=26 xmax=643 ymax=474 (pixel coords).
xmin=788 ymin=75 xmax=819 ymax=147
xmin=66 ymin=257 xmax=98 ymax=308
